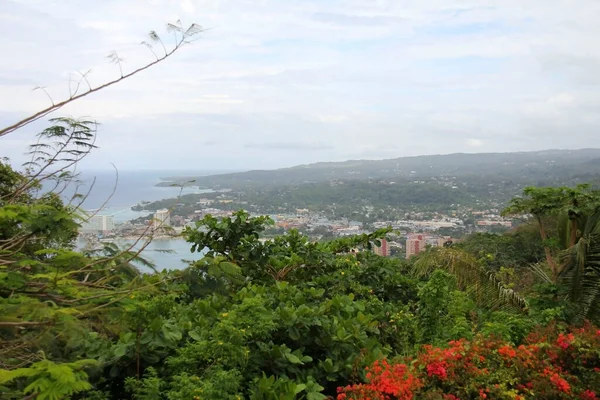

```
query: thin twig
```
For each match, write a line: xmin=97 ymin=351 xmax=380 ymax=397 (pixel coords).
xmin=0 ymin=24 xmax=201 ymax=138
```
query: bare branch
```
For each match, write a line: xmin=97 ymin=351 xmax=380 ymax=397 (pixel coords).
xmin=33 ymin=86 xmax=54 ymax=106
xmin=0 ymin=21 xmax=203 ymax=138
xmin=79 ymin=163 xmax=119 ymax=223
xmin=0 ymin=321 xmax=53 ymax=327
xmin=77 ymin=69 xmax=93 ymax=92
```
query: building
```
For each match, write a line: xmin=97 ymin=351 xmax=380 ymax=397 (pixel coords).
xmin=80 ymin=215 xmax=114 ymax=233
xmin=406 ymin=234 xmax=425 ymax=258
xmin=153 ymin=209 xmax=170 ymax=229
xmin=373 ymin=238 xmax=390 ymax=257
xmin=476 ymin=220 xmax=512 ymax=227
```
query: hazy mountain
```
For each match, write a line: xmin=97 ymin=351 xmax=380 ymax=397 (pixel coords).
xmin=159 ymin=149 xmax=600 ymax=189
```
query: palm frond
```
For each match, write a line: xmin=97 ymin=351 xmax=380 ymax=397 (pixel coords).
xmin=413 ymin=247 xmax=528 ymax=311
xmin=529 ymin=262 xmax=553 ymax=284
xmin=559 ymin=231 xmax=600 ymax=323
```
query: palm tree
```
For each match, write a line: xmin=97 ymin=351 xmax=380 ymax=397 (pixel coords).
xmin=413 ymin=247 xmax=528 ymax=311
xmin=555 ymin=207 xmax=600 ymax=323
xmin=502 ymin=184 xmax=600 ymax=324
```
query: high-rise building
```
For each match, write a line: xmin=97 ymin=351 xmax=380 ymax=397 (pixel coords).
xmin=80 ymin=215 xmax=114 ymax=233
xmin=373 ymin=238 xmax=390 ymax=257
xmin=406 ymin=234 xmax=425 ymax=258
xmin=154 ymin=209 xmax=170 ymax=229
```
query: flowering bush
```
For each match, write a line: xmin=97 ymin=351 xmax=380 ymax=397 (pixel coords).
xmin=338 ymin=324 xmax=600 ymax=399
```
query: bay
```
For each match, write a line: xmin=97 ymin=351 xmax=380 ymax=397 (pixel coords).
xmin=68 ymin=169 xmax=226 ymax=210
xmin=119 ymin=237 xmax=205 ymax=272
xmin=69 ymin=169 xmax=227 ymax=269
xmin=79 ymin=237 xmax=206 ymax=272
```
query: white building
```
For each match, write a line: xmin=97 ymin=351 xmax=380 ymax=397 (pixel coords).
xmin=154 ymin=209 xmax=171 ymax=229
xmin=81 ymin=215 xmax=114 ymax=233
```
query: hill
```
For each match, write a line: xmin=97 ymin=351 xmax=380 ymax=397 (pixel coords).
xmin=159 ymin=149 xmax=600 ymax=189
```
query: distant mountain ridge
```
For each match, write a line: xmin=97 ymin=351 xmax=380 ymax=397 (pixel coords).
xmin=159 ymin=148 xmax=600 ymax=188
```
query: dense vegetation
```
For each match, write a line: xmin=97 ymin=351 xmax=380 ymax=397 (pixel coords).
xmin=2 ymin=138 xmax=600 ymax=398
xmin=138 ymin=180 xmax=481 ymax=216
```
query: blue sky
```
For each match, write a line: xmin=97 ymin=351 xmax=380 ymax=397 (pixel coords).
xmin=1 ymin=0 xmax=599 ymax=170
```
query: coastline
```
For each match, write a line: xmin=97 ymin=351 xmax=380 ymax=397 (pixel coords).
xmin=117 ymin=234 xmax=183 ymax=241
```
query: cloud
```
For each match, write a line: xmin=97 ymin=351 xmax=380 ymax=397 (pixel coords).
xmin=466 ymin=138 xmax=484 ymax=147
xmin=1 ymin=0 xmax=600 ymax=170
xmin=244 ymin=142 xmax=334 ymax=151
xmin=312 ymin=12 xmax=408 ymax=27
xmin=180 ymin=0 xmax=196 ymax=14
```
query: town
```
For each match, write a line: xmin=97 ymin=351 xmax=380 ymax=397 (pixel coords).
xmin=80 ymin=196 xmax=515 ymax=259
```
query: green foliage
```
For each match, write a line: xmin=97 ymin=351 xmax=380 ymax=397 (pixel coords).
xmin=502 ymin=184 xmax=600 ymax=324
xmin=413 ymin=247 xmax=528 ymax=311
xmin=124 ymin=367 xmax=163 ymax=399
xmin=479 ymin=311 xmax=535 ymax=343
xmin=457 ymin=227 xmax=545 ymax=272
xmin=0 ymin=359 xmax=97 ymax=400
xmin=4 ymin=129 xmax=599 ymax=400
xmin=416 ymin=270 xmax=475 ymax=344
xmin=249 ymin=374 xmax=325 ymax=400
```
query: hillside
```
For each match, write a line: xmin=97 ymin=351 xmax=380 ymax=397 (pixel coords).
xmin=159 ymin=149 xmax=600 ymax=188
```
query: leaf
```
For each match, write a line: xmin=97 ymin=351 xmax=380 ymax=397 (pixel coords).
xmin=188 ymin=331 xmax=201 ymax=341
xmin=113 ymin=344 xmax=127 ymax=358
xmin=218 ymin=261 xmax=242 ymax=276
xmin=294 ymin=383 xmax=306 ymax=394
xmin=301 ymin=355 xmax=313 ymax=363
xmin=161 ymin=323 xmax=182 ymax=342
xmin=288 ymin=326 xmax=300 ymax=341
xmin=284 ymin=352 xmax=304 ymax=365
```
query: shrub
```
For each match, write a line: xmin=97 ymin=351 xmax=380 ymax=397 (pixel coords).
xmin=339 ymin=323 xmax=600 ymax=399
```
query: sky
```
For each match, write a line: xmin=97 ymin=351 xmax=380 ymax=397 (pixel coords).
xmin=1 ymin=0 xmax=599 ymax=171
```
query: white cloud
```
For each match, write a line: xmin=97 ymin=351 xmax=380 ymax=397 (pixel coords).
xmin=1 ymin=0 xmax=599 ymax=169
xmin=466 ymin=138 xmax=484 ymax=148
xmin=180 ymin=0 xmax=196 ymax=14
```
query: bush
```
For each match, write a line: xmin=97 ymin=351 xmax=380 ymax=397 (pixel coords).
xmin=338 ymin=323 xmax=600 ymax=399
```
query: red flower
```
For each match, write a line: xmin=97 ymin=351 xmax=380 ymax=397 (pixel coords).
xmin=545 ymin=369 xmax=571 ymax=393
xmin=338 ymin=323 xmax=600 ymax=399
xmin=556 ymin=333 xmax=575 ymax=349
xmin=426 ymin=362 xmax=448 ymax=380
xmin=581 ymin=390 xmax=597 ymax=400
xmin=498 ymin=345 xmax=517 ymax=358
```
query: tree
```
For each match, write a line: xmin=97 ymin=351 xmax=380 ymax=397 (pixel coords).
xmin=503 ymin=185 xmax=600 ymax=323
xmin=0 ymin=21 xmax=201 ymax=399
xmin=502 ymin=184 xmax=600 ymax=280
xmin=558 ymin=207 xmax=600 ymax=323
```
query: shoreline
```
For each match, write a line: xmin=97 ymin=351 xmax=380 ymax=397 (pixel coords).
xmin=94 ymin=235 xmax=184 ymax=241
xmin=119 ymin=235 xmax=183 ymax=241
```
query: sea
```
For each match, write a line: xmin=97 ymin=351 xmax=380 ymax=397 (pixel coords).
xmin=67 ymin=169 xmax=233 ymax=271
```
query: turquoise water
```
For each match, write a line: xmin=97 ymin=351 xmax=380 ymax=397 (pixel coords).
xmin=79 ymin=237 xmax=205 ymax=273
xmin=117 ymin=237 xmax=205 ymax=272
xmin=71 ymin=170 xmax=220 ymax=271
